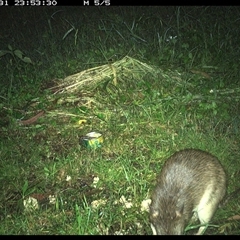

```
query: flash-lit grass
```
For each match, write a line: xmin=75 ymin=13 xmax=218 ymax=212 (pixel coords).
xmin=0 ymin=6 xmax=240 ymax=235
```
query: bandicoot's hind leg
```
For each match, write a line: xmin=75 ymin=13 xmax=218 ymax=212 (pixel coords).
xmin=195 ymin=190 xmax=221 ymax=235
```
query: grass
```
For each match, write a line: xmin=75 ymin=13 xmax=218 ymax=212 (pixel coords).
xmin=0 ymin=6 xmax=240 ymax=235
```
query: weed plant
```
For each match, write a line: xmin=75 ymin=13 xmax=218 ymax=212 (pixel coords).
xmin=0 ymin=6 xmax=240 ymax=235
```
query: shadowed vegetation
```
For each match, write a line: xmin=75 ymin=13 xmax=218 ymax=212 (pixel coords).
xmin=0 ymin=6 xmax=240 ymax=235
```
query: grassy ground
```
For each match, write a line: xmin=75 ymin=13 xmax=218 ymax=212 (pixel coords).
xmin=0 ymin=6 xmax=240 ymax=235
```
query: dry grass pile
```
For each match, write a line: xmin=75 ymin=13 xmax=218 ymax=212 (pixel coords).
xmin=48 ymin=56 xmax=164 ymax=94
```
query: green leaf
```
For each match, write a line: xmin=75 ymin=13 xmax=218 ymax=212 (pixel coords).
xmin=0 ymin=50 xmax=11 ymax=57
xmin=8 ymin=44 xmax=12 ymax=51
xmin=22 ymin=56 xmax=33 ymax=64
xmin=22 ymin=180 xmax=29 ymax=195
xmin=14 ymin=49 xmax=23 ymax=59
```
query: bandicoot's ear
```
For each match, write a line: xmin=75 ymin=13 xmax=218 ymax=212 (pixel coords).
xmin=175 ymin=210 xmax=182 ymax=218
xmin=175 ymin=202 xmax=184 ymax=218
xmin=152 ymin=210 xmax=159 ymax=218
